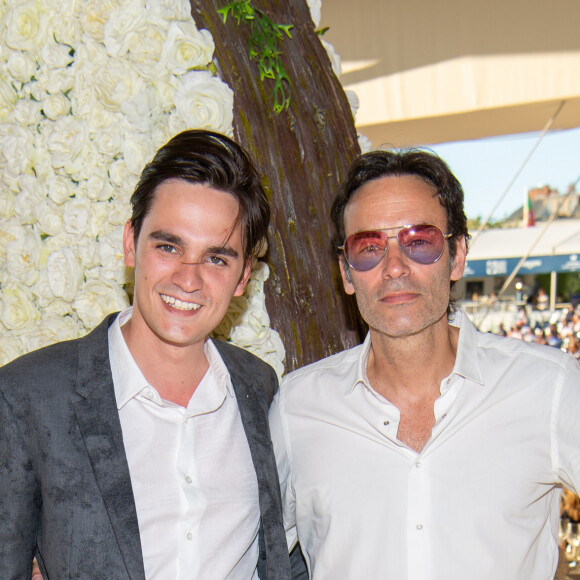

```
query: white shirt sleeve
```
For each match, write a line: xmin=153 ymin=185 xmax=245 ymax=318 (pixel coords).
xmin=553 ymin=354 xmax=580 ymax=494
xmin=269 ymin=386 xmax=298 ymax=552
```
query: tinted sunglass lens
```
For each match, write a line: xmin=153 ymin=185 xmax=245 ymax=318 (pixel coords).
xmin=398 ymin=225 xmax=445 ymax=264
xmin=345 ymin=231 xmax=388 ymax=271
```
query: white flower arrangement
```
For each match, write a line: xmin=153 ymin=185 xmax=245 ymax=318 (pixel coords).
xmin=0 ymin=0 xmax=286 ymax=374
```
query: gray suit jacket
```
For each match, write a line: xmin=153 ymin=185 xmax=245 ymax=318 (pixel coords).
xmin=0 ymin=314 xmax=292 ymax=579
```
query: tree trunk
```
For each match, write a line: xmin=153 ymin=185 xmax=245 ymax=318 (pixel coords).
xmin=191 ymin=0 xmax=364 ymax=371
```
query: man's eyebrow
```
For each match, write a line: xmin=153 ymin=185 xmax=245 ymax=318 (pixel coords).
xmin=148 ymin=230 xmax=240 ymax=259
xmin=206 ymin=245 xmax=239 ymax=259
xmin=149 ymin=230 xmax=184 ymax=246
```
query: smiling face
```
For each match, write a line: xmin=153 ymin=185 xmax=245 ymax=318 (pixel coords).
xmin=123 ymin=179 xmax=251 ymax=355
xmin=340 ymin=174 xmax=466 ymax=341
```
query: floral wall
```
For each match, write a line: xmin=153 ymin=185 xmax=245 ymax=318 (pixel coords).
xmin=0 ymin=0 xmax=361 ymax=375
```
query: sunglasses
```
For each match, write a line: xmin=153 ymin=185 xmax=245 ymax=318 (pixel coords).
xmin=339 ymin=224 xmax=452 ymax=272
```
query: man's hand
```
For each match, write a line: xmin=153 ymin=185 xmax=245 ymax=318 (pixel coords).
xmin=32 ymin=558 xmax=42 ymax=580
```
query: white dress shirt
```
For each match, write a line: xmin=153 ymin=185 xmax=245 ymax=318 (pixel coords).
xmin=270 ymin=309 xmax=580 ymax=580
xmin=109 ymin=309 xmax=260 ymax=579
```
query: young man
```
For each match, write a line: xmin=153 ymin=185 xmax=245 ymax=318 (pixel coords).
xmin=270 ymin=149 xmax=580 ymax=579
xmin=0 ymin=130 xmax=291 ymax=579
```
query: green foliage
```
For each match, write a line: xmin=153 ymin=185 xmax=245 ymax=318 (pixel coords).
xmin=218 ymin=0 xmax=293 ymax=114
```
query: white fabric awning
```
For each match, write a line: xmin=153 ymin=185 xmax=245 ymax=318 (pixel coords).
xmin=324 ymin=0 xmax=580 ymax=147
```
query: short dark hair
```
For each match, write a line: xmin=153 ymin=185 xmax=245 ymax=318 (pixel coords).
xmin=331 ymin=148 xmax=470 ymax=259
xmin=130 ymin=130 xmax=269 ymax=264
xmin=330 ymin=149 xmax=470 ymax=311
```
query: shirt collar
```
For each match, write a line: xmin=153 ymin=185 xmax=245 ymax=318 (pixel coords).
xmin=109 ymin=307 xmax=234 ymax=410
xmin=448 ymin=308 xmax=484 ymax=385
xmin=345 ymin=308 xmax=484 ymax=395
xmin=346 ymin=332 xmax=373 ymax=395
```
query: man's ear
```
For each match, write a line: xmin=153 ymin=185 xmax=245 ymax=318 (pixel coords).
xmin=339 ymin=257 xmax=355 ymax=295
xmin=450 ymin=235 xmax=467 ymax=282
xmin=234 ymin=260 xmax=253 ymax=297
xmin=123 ymin=220 xmax=136 ymax=268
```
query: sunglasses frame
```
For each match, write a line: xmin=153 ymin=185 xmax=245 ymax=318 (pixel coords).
xmin=339 ymin=224 xmax=453 ymax=272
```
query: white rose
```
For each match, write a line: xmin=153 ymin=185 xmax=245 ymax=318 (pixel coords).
xmin=153 ymin=74 xmax=180 ymax=113
xmin=0 ymin=73 xmax=18 ymax=121
xmin=121 ymin=133 xmax=154 ymax=175
xmin=14 ymin=173 xmax=43 ymax=222
xmin=163 ymin=21 xmax=214 ymax=75
xmin=63 ymin=200 xmax=91 ymax=236
xmin=79 ymin=0 xmax=123 ymax=41
xmin=72 ymin=40 xmax=107 ymax=117
xmin=6 ymin=50 xmax=37 ymax=82
xmin=34 ymin=66 xmax=74 ymax=95
xmin=12 ymin=98 xmax=42 ymax=127
xmin=0 ymin=283 xmax=40 ymax=331
xmin=73 ymin=280 xmax=129 ymax=330
xmin=93 ymin=124 xmax=123 ymax=158
xmin=76 ymin=237 xmax=100 ymax=270
xmin=49 ymin=0 xmax=81 ymax=46
xmin=126 ymin=22 xmax=166 ymax=79
xmin=68 ymin=147 xmax=105 ymax=183
xmin=174 ymin=71 xmax=234 ymax=134
xmin=97 ymin=227 xmax=128 ymax=284
xmin=0 ymin=333 xmax=24 ymax=366
xmin=358 ymin=133 xmax=373 ymax=154
xmin=94 ymin=58 xmax=144 ymax=113
xmin=45 ymin=173 xmax=76 ymax=205
xmin=306 ymin=0 xmax=322 ymax=27
xmin=39 ymin=39 xmax=74 ymax=70
xmin=45 ymin=116 xmax=88 ymax=174
xmin=80 ymin=172 xmax=114 ymax=202
xmin=46 ymin=247 xmax=83 ymax=302
xmin=0 ymin=124 xmax=33 ymax=189
xmin=108 ymin=158 xmax=138 ymax=192
xmin=120 ymin=86 xmax=160 ymax=133
xmin=104 ymin=2 xmax=145 ymax=58
xmin=31 ymin=268 xmax=56 ymax=307
xmin=0 ymin=189 xmax=14 ymax=219
xmin=4 ymin=0 xmax=49 ymax=52
xmin=6 ymin=227 xmax=42 ymax=285
xmin=0 ymin=222 xmax=22 ymax=262
xmin=145 ymin=0 xmax=191 ymax=21
xmin=26 ymin=313 xmax=80 ymax=351
xmin=37 ymin=208 xmax=63 ymax=237
xmin=42 ymin=93 xmax=71 ymax=120
xmin=345 ymin=90 xmax=360 ymax=118
xmin=321 ymin=38 xmax=342 ymax=78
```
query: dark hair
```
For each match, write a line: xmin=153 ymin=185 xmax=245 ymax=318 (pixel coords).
xmin=330 ymin=149 xmax=470 ymax=310
xmin=130 ymin=130 xmax=269 ymax=264
xmin=331 ymin=148 xmax=470 ymax=258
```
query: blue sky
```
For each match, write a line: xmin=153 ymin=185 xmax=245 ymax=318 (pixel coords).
xmin=428 ymin=126 xmax=580 ymax=220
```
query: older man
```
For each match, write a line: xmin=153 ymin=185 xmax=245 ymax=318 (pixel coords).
xmin=270 ymin=149 xmax=580 ymax=579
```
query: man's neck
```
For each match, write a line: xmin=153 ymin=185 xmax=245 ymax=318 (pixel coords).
xmin=366 ymin=319 xmax=460 ymax=452
xmin=121 ymin=320 xmax=209 ymax=407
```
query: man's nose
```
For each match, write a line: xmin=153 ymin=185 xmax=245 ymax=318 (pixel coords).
xmin=380 ymin=242 xmax=411 ymax=279
xmin=171 ymin=261 xmax=204 ymax=292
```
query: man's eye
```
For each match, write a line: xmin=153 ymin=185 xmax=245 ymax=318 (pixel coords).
xmin=158 ymin=244 xmax=177 ymax=253
xmin=207 ymin=255 xmax=227 ymax=266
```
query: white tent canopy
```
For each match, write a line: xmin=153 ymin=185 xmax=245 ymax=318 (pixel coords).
xmin=323 ymin=0 xmax=580 ymax=147
xmin=464 ymin=219 xmax=580 ymax=278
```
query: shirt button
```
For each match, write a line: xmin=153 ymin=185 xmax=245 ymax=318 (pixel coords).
xmin=416 ymin=524 xmax=423 ymax=530
xmin=185 ymin=475 xmax=192 ymax=484
xmin=415 ymin=462 xmax=422 ymax=468
xmin=143 ymin=389 xmax=154 ymax=399
xmin=383 ymin=420 xmax=390 ymax=426
xmin=441 ymin=413 xmax=447 ymax=419
xmin=186 ymin=532 xmax=192 ymax=540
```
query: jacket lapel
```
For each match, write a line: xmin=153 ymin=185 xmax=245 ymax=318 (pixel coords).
xmin=72 ymin=315 xmax=146 ymax=580
xmin=213 ymin=340 xmax=291 ymax=579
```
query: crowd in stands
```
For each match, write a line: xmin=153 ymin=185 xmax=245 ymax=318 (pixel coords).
xmin=493 ymin=302 xmax=580 ymax=362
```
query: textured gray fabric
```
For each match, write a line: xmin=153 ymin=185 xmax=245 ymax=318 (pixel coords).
xmin=0 ymin=314 xmax=292 ymax=579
